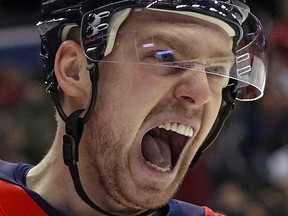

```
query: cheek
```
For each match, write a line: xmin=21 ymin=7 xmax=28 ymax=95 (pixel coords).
xmin=199 ymin=94 xmax=223 ymax=138
xmin=132 ymin=65 xmax=173 ymax=102
xmin=94 ymin=65 xmax=154 ymax=140
xmin=208 ymin=93 xmax=223 ymax=120
xmin=98 ymin=63 xmax=171 ymax=121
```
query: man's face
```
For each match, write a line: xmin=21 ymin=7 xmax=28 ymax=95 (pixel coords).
xmin=82 ymin=9 xmax=234 ymax=212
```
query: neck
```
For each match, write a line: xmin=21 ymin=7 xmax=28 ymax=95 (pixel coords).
xmin=26 ymin=125 xmax=102 ymax=215
xmin=26 ymin=126 xmax=154 ymax=216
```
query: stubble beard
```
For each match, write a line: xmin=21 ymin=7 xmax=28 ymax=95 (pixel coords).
xmin=82 ymin=113 xmax=183 ymax=212
xmin=80 ymin=96 xmax=211 ymax=212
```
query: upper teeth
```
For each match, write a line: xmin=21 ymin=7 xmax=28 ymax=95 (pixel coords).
xmin=159 ymin=123 xmax=194 ymax=137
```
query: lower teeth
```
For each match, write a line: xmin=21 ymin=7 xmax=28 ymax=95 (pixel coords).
xmin=146 ymin=161 xmax=172 ymax=172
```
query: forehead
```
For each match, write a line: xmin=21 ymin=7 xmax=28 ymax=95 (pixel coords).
xmin=117 ymin=9 xmax=234 ymax=57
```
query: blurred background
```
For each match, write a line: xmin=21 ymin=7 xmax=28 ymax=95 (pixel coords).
xmin=1 ymin=0 xmax=288 ymax=215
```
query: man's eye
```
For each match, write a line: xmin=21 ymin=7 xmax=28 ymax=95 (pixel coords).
xmin=154 ymin=50 xmax=175 ymax=62
xmin=205 ymin=66 xmax=229 ymax=76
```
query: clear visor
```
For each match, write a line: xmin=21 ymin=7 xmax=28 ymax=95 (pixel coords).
xmin=234 ymin=13 xmax=267 ymax=101
xmin=80 ymin=6 xmax=267 ymax=101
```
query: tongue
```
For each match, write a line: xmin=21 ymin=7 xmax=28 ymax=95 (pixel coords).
xmin=141 ymin=133 xmax=171 ymax=170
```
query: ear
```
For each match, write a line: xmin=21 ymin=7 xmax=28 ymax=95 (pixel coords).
xmin=55 ymin=40 xmax=90 ymax=108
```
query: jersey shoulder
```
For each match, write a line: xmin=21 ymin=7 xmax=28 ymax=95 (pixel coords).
xmin=0 ymin=177 xmax=48 ymax=216
xmin=169 ymin=199 xmax=225 ymax=216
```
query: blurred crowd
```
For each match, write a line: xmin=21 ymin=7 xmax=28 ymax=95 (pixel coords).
xmin=0 ymin=66 xmax=55 ymax=164
xmin=1 ymin=1 xmax=288 ymax=216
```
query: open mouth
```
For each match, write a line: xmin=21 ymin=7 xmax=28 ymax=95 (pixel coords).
xmin=141 ymin=123 xmax=194 ymax=172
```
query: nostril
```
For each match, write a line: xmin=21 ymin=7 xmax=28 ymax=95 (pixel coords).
xmin=181 ymin=96 xmax=195 ymax=104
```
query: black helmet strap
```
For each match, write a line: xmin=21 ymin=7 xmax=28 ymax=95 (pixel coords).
xmin=190 ymin=81 xmax=237 ymax=167
xmin=48 ymin=61 xmax=155 ymax=216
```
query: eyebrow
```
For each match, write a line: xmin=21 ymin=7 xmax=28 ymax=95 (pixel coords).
xmin=137 ymin=32 xmax=234 ymax=60
xmin=138 ymin=33 xmax=190 ymax=56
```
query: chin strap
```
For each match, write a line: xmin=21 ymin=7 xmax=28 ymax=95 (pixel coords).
xmin=48 ymin=61 xmax=155 ymax=216
xmin=190 ymin=82 xmax=237 ymax=167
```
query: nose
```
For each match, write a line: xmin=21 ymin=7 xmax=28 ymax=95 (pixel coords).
xmin=174 ymin=69 xmax=212 ymax=106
